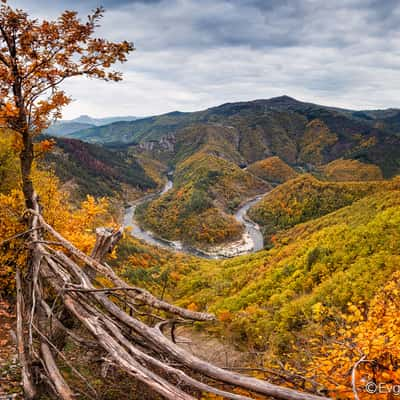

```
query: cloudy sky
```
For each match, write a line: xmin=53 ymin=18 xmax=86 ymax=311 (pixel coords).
xmin=11 ymin=0 xmax=400 ymax=118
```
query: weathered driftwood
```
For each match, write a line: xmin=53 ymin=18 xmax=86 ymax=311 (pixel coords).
xmin=91 ymin=227 xmax=123 ymax=262
xmin=40 ymin=340 xmax=75 ymax=400
xmin=16 ymin=199 xmax=331 ymax=400
xmin=16 ymin=267 xmax=36 ymax=399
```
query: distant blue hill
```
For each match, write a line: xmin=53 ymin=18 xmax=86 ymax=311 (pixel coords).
xmin=45 ymin=115 xmax=139 ymax=136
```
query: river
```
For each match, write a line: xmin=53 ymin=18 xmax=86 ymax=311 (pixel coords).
xmin=123 ymin=179 xmax=267 ymax=259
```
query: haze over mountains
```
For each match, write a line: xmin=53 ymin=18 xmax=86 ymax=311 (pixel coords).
xmin=45 ymin=114 xmax=139 ymax=137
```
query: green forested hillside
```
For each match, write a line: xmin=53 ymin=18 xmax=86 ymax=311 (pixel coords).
xmin=248 ymin=174 xmax=399 ymax=245
xmin=136 ymin=152 xmax=269 ymax=247
xmin=112 ymin=183 xmax=400 ymax=384
xmin=3 ymin=124 xmax=399 ymax=397
xmin=125 ymin=97 xmax=400 ymax=249
xmin=171 ymin=188 xmax=400 ymax=355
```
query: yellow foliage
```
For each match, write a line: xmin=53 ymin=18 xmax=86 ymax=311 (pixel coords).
xmin=247 ymin=156 xmax=298 ymax=184
xmin=309 ymin=271 xmax=400 ymax=399
xmin=0 ymin=134 xmax=112 ymax=294
xmin=319 ymin=159 xmax=383 ymax=182
xmin=0 ymin=130 xmax=20 ymax=193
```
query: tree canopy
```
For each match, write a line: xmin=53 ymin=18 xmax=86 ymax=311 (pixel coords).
xmin=0 ymin=1 xmax=133 ymax=207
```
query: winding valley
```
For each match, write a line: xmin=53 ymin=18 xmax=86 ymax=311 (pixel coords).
xmin=123 ymin=179 xmax=268 ymax=258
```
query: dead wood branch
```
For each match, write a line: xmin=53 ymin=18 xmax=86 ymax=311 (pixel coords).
xmin=19 ymin=200 xmax=331 ymax=400
xmin=28 ymin=208 xmax=214 ymax=321
xmin=91 ymin=226 xmax=123 ymax=262
xmin=16 ymin=267 xmax=37 ymax=399
xmin=40 ymin=340 xmax=75 ymax=400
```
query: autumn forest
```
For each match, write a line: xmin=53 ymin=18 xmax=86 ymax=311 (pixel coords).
xmin=0 ymin=1 xmax=400 ymax=400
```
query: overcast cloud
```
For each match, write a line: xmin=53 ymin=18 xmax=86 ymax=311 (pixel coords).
xmin=10 ymin=0 xmax=400 ymax=118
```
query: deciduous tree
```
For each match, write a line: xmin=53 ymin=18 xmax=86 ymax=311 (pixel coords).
xmin=0 ymin=1 xmax=133 ymax=208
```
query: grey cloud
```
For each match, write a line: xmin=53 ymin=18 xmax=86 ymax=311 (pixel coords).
xmin=8 ymin=0 xmax=400 ymax=117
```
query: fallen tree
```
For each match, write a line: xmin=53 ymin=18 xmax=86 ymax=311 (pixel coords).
xmin=12 ymin=193 xmax=330 ymax=400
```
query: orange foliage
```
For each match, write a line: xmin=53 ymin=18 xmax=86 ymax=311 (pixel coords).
xmin=35 ymin=139 xmax=56 ymax=156
xmin=187 ymin=302 xmax=199 ymax=312
xmin=217 ymin=310 xmax=233 ymax=323
xmin=309 ymin=272 xmax=400 ymax=399
xmin=0 ymin=2 xmax=133 ymax=135
xmin=247 ymin=156 xmax=298 ymax=183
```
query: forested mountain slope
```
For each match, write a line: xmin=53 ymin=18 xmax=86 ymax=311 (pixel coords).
xmin=316 ymin=158 xmax=383 ymax=181
xmin=36 ymin=96 xmax=400 ymax=251
xmin=41 ymin=136 xmax=157 ymax=199
xmin=174 ymin=188 xmax=400 ymax=349
xmin=70 ymin=96 xmax=400 ymax=177
xmin=248 ymin=174 xmax=400 ymax=245
xmin=2 ymin=115 xmax=400 ymax=399
xmin=246 ymin=156 xmax=299 ymax=183
xmin=104 ymin=96 xmax=400 ymax=249
xmin=113 ymin=182 xmax=400 ymax=398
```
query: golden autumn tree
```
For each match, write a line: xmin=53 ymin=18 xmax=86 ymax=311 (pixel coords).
xmin=0 ymin=1 xmax=133 ymax=208
xmin=308 ymin=272 xmax=400 ymax=400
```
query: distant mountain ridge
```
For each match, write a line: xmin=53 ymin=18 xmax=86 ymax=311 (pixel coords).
xmin=70 ymin=114 xmax=139 ymax=126
xmin=44 ymin=114 xmax=139 ymax=137
xmin=63 ymin=96 xmax=400 ymax=177
xmin=67 ymin=95 xmax=400 ymax=143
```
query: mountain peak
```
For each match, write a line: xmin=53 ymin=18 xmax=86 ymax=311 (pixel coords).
xmin=270 ymin=95 xmax=297 ymax=101
xmin=265 ymin=95 xmax=301 ymax=106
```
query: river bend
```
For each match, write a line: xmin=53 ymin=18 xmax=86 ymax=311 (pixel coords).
xmin=123 ymin=180 xmax=267 ymax=259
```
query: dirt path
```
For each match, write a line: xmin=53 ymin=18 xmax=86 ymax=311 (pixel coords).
xmin=174 ymin=326 xmax=250 ymax=369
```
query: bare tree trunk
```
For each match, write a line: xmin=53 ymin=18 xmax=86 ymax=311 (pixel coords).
xmin=84 ymin=226 xmax=124 ymax=279
xmin=20 ymin=139 xmax=35 ymax=210
xmin=91 ymin=227 xmax=123 ymax=262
